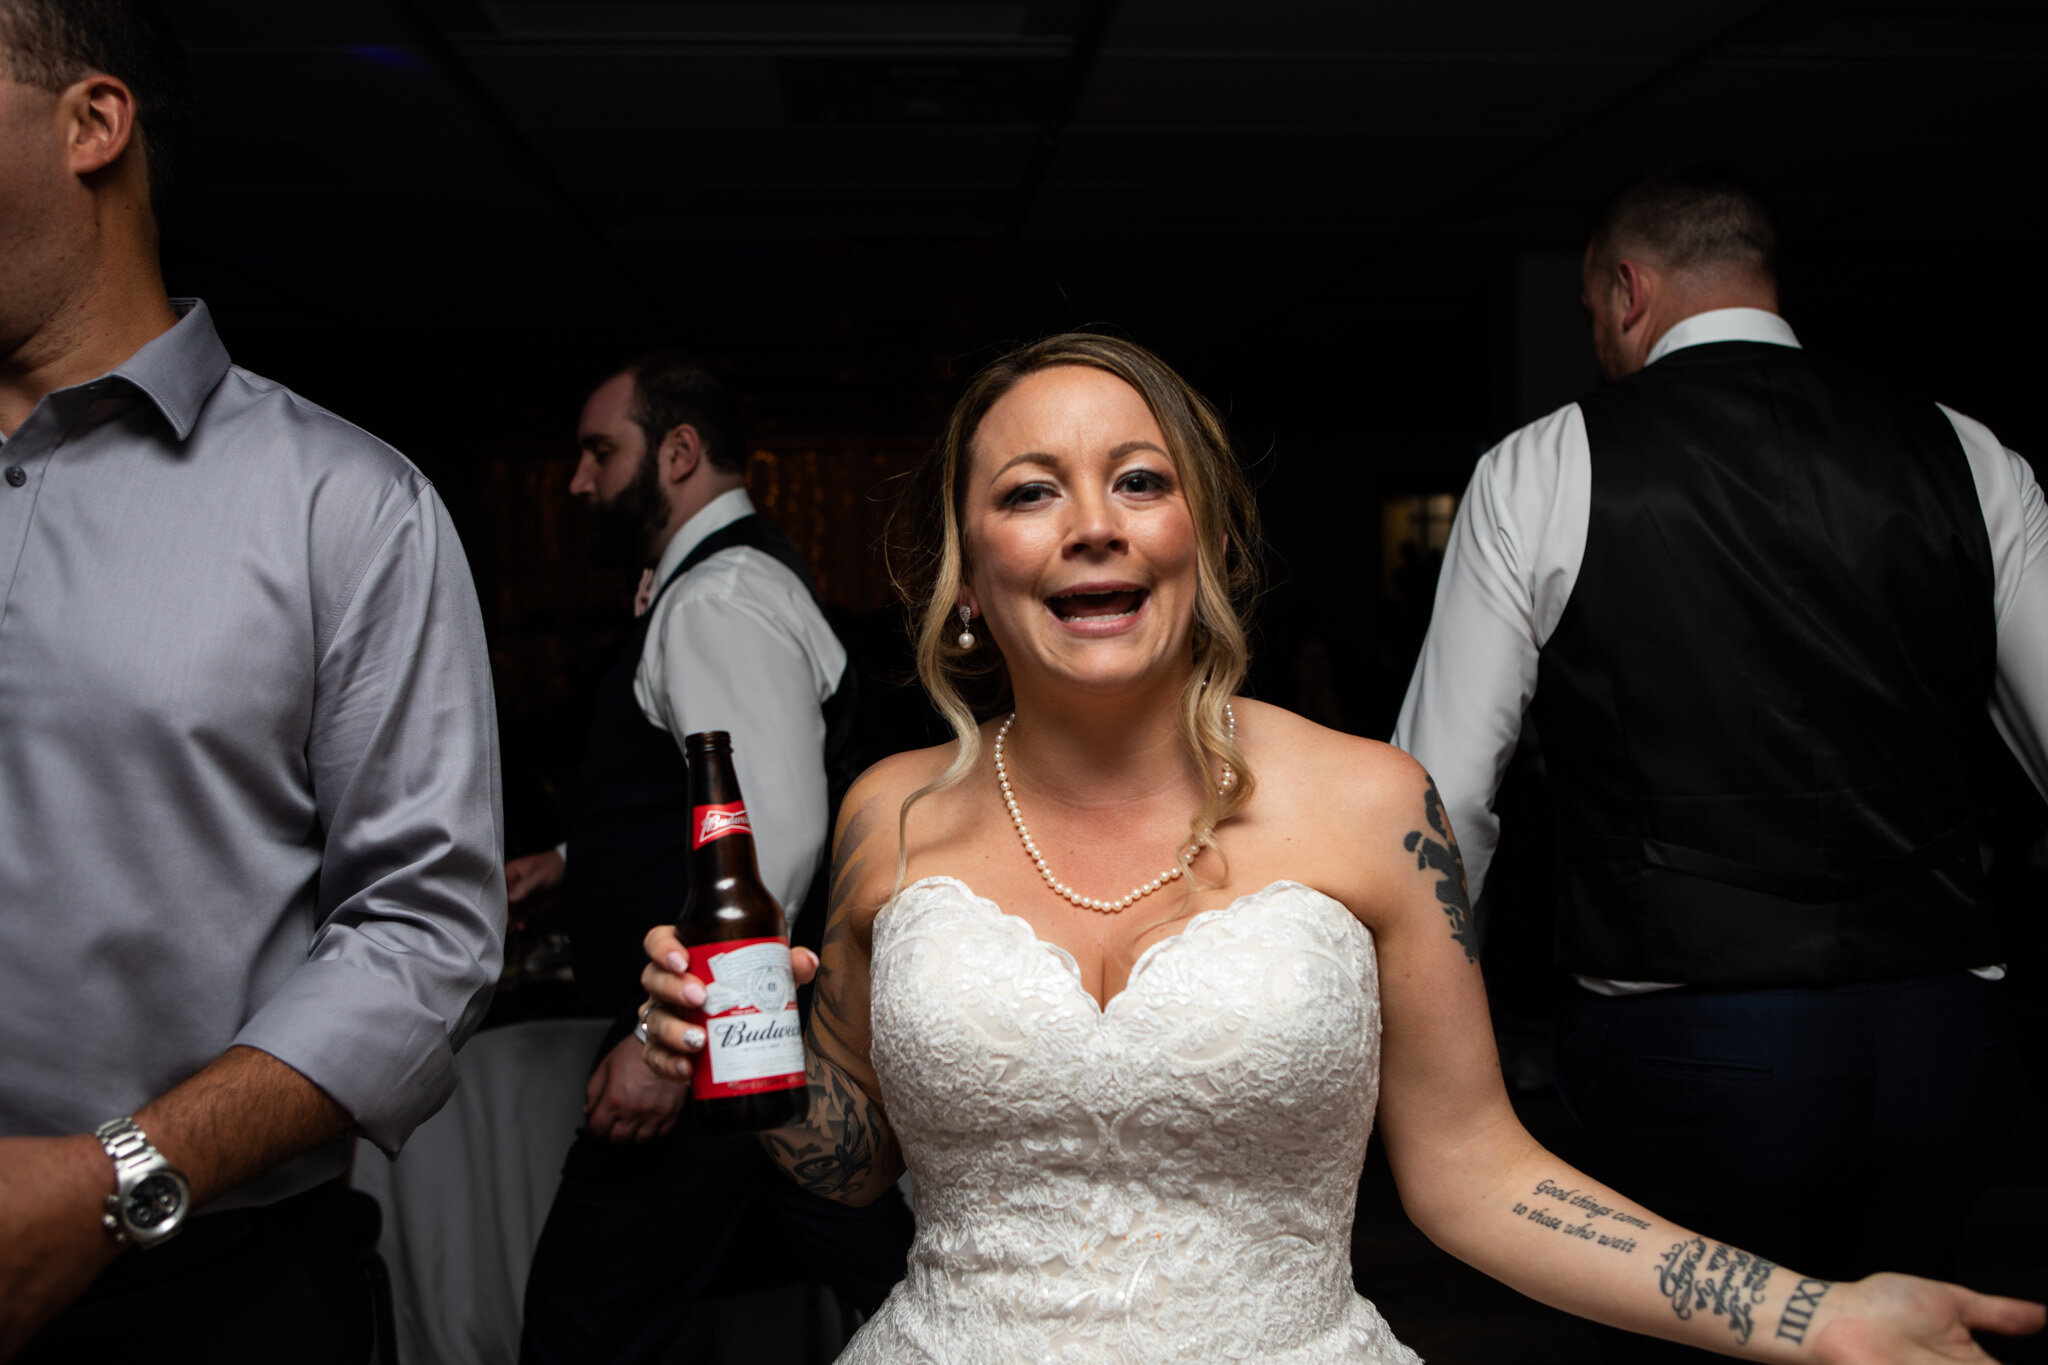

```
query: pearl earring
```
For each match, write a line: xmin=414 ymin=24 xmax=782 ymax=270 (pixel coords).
xmin=956 ymin=605 xmax=976 ymax=649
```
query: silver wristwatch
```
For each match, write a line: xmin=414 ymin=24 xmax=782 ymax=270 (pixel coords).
xmin=94 ymin=1117 xmax=192 ymax=1248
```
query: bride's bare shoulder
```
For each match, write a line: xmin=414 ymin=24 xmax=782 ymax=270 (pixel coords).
xmin=843 ymin=741 xmax=957 ymax=816
xmin=1235 ymin=699 xmax=1425 ymax=810
xmin=1234 ymin=699 xmax=1445 ymax=897
xmin=840 ymin=723 xmax=1003 ymax=826
xmin=831 ymin=730 xmax=994 ymax=916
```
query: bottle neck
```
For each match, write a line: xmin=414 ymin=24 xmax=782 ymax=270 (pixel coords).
xmin=690 ymin=826 xmax=762 ymax=889
xmin=687 ymin=761 xmax=764 ymax=890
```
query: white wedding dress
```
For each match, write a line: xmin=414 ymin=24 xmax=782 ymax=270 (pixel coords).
xmin=838 ymin=876 xmax=1422 ymax=1363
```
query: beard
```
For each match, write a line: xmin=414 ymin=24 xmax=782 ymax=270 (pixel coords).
xmin=584 ymin=450 xmax=670 ymax=568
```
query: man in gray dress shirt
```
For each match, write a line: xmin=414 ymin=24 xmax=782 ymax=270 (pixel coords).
xmin=0 ymin=3 xmax=505 ymax=1359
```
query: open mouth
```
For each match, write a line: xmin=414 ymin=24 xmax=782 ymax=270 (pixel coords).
xmin=1045 ymin=587 xmax=1148 ymax=623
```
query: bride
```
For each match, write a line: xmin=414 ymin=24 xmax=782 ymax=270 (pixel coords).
xmin=636 ymin=334 xmax=2042 ymax=1362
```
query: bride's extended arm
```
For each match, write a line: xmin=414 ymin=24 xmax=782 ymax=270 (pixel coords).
xmin=1356 ymin=753 xmax=2043 ymax=1362
xmin=640 ymin=776 xmax=906 ymax=1206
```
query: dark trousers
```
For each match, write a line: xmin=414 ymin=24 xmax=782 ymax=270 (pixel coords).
xmin=520 ymin=1114 xmax=915 ymax=1365
xmin=19 ymin=1180 xmax=373 ymax=1365
xmin=1553 ymin=972 xmax=2028 ymax=1363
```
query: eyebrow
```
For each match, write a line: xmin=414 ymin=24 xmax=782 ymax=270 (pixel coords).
xmin=987 ymin=440 xmax=1170 ymax=485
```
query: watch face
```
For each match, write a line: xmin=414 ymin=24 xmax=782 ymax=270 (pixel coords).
xmin=126 ymin=1173 xmax=185 ymax=1228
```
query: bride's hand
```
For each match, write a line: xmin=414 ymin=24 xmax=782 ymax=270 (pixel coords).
xmin=636 ymin=924 xmax=819 ymax=1084
xmin=1812 ymin=1273 xmax=2042 ymax=1363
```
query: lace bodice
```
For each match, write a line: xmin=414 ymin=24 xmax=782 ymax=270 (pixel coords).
xmin=840 ymin=877 xmax=1420 ymax=1364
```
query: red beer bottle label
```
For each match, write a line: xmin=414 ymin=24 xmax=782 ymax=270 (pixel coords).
xmin=693 ymin=800 xmax=752 ymax=848
xmin=685 ymin=937 xmax=806 ymax=1100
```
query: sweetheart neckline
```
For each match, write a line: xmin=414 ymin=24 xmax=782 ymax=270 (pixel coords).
xmin=885 ymin=874 xmax=1366 ymax=1015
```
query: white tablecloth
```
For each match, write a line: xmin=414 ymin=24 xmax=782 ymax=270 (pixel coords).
xmin=353 ymin=1017 xmax=610 ymax=1365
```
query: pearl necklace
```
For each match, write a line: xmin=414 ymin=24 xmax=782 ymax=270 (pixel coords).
xmin=993 ymin=703 xmax=1236 ymax=914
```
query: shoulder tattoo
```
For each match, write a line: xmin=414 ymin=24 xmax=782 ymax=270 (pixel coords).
xmin=1402 ymin=779 xmax=1478 ymax=963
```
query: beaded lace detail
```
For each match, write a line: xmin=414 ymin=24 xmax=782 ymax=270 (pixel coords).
xmin=841 ymin=876 xmax=1421 ymax=1364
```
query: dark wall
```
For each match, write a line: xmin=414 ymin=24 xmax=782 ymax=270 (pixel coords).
xmin=151 ymin=0 xmax=2048 ymax=892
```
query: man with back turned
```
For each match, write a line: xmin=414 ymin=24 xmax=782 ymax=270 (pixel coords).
xmin=514 ymin=355 xmax=912 ymax=1364
xmin=0 ymin=1 xmax=505 ymax=1360
xmin=1395 ymin=163 xmax=2045 ymax=1362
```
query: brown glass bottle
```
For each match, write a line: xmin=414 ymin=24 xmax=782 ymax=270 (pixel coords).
xmin=677 ymin=731 xmax=809 ymax=1136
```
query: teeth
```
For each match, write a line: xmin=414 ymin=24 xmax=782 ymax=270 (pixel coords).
xmin=1049 ymin=590 xmax=1143 ymax=623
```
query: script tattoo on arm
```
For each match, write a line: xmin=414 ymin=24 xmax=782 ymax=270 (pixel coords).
xmin=1402 ymin=779 xmax=1478 ymax=962
xmin=1656 ymin=1239 xmax=1777 ymax=1345
xmin=1509 ymin=1178 xmax=1652 ymax=1252
xmin=1775 ymin=1278 xmax=1832 ymax=1344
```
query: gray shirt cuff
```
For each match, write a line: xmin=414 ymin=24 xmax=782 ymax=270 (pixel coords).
xmin=233 ymin=957 xmax=462 ymax=1155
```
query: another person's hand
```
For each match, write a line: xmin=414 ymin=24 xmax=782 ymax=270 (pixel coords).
xmin=504 ymin=849 xmax=566 ymax=910
xmin=637 ymin=924 xmax=818 ymax=1086
xmin=1813 ymin=1273 xmax=2043 ymax=1363
xmin=584 ymin=1035 xmax=689 ymax=1143
xmin=0 ymin=1134 xmax=123 ymax=1362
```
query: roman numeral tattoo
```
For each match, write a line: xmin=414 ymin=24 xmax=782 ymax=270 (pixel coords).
xmin=1656 ymin=1239 xmax=1777 ymax=1345
xmin=1403 ymin=779 xmax=1478 ymax=962
xmin=1775 ymin=1278 xmax=1832 ymax=1344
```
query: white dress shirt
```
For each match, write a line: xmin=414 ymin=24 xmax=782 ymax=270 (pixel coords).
xmin=1392 ymin=308 xmax=2048 ymax=988
xmin=630 ymin=487 xmax=847 ymax=921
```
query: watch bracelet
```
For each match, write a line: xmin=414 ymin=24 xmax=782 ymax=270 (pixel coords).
xmin=93 ymin=1116 xmax=186 ymax=1247
xmin=96 ymin=1117 xmax=157 ymax=1176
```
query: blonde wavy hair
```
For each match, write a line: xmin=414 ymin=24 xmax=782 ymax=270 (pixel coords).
xmin=885 ymin=333 xmax=1262 ymax=892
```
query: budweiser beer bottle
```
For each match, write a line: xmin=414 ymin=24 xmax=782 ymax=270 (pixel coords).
xmin=678 ymin=731 xmax=809 ymax=1135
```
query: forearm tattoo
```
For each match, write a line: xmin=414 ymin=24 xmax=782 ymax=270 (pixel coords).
xmin=1403 ymin=779 xmax=1478 ymax=961
xmin=754 ymin=798 xmax=897 ymax=1201
xmin=1775 ymin=1277 xmax=1832 ymax=1344
xmin=1656 ymin=1239 xmax=1777 ymax=1345
xmin=759 ymin=1052 xmax=892 ymax=1200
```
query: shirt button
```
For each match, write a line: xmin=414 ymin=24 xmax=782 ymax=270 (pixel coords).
xmin=4 ymin=467 xmax=24 ymax=488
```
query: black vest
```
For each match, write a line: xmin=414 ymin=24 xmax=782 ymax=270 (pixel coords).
xmin=564 ymin=515 xmax=852 ymax=1021
xmin=1530 ymin=341 xmax=1999 ymax=987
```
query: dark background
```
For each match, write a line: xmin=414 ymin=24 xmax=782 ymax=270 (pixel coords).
xmin=156 ymin=1 xmax=2048 ymax=778
xmin=155 ymin=1 xmax=2048 ymax=1352
xmin=157 ymin=0 xmax=2048 ymax=1043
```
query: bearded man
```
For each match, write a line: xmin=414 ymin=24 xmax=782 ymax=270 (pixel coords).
xmin=513 ymin=355 xmax=912 ymax=1365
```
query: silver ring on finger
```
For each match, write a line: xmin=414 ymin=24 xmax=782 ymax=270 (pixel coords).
xmin=633 ymin=1017 xmax=651 ymax=1046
